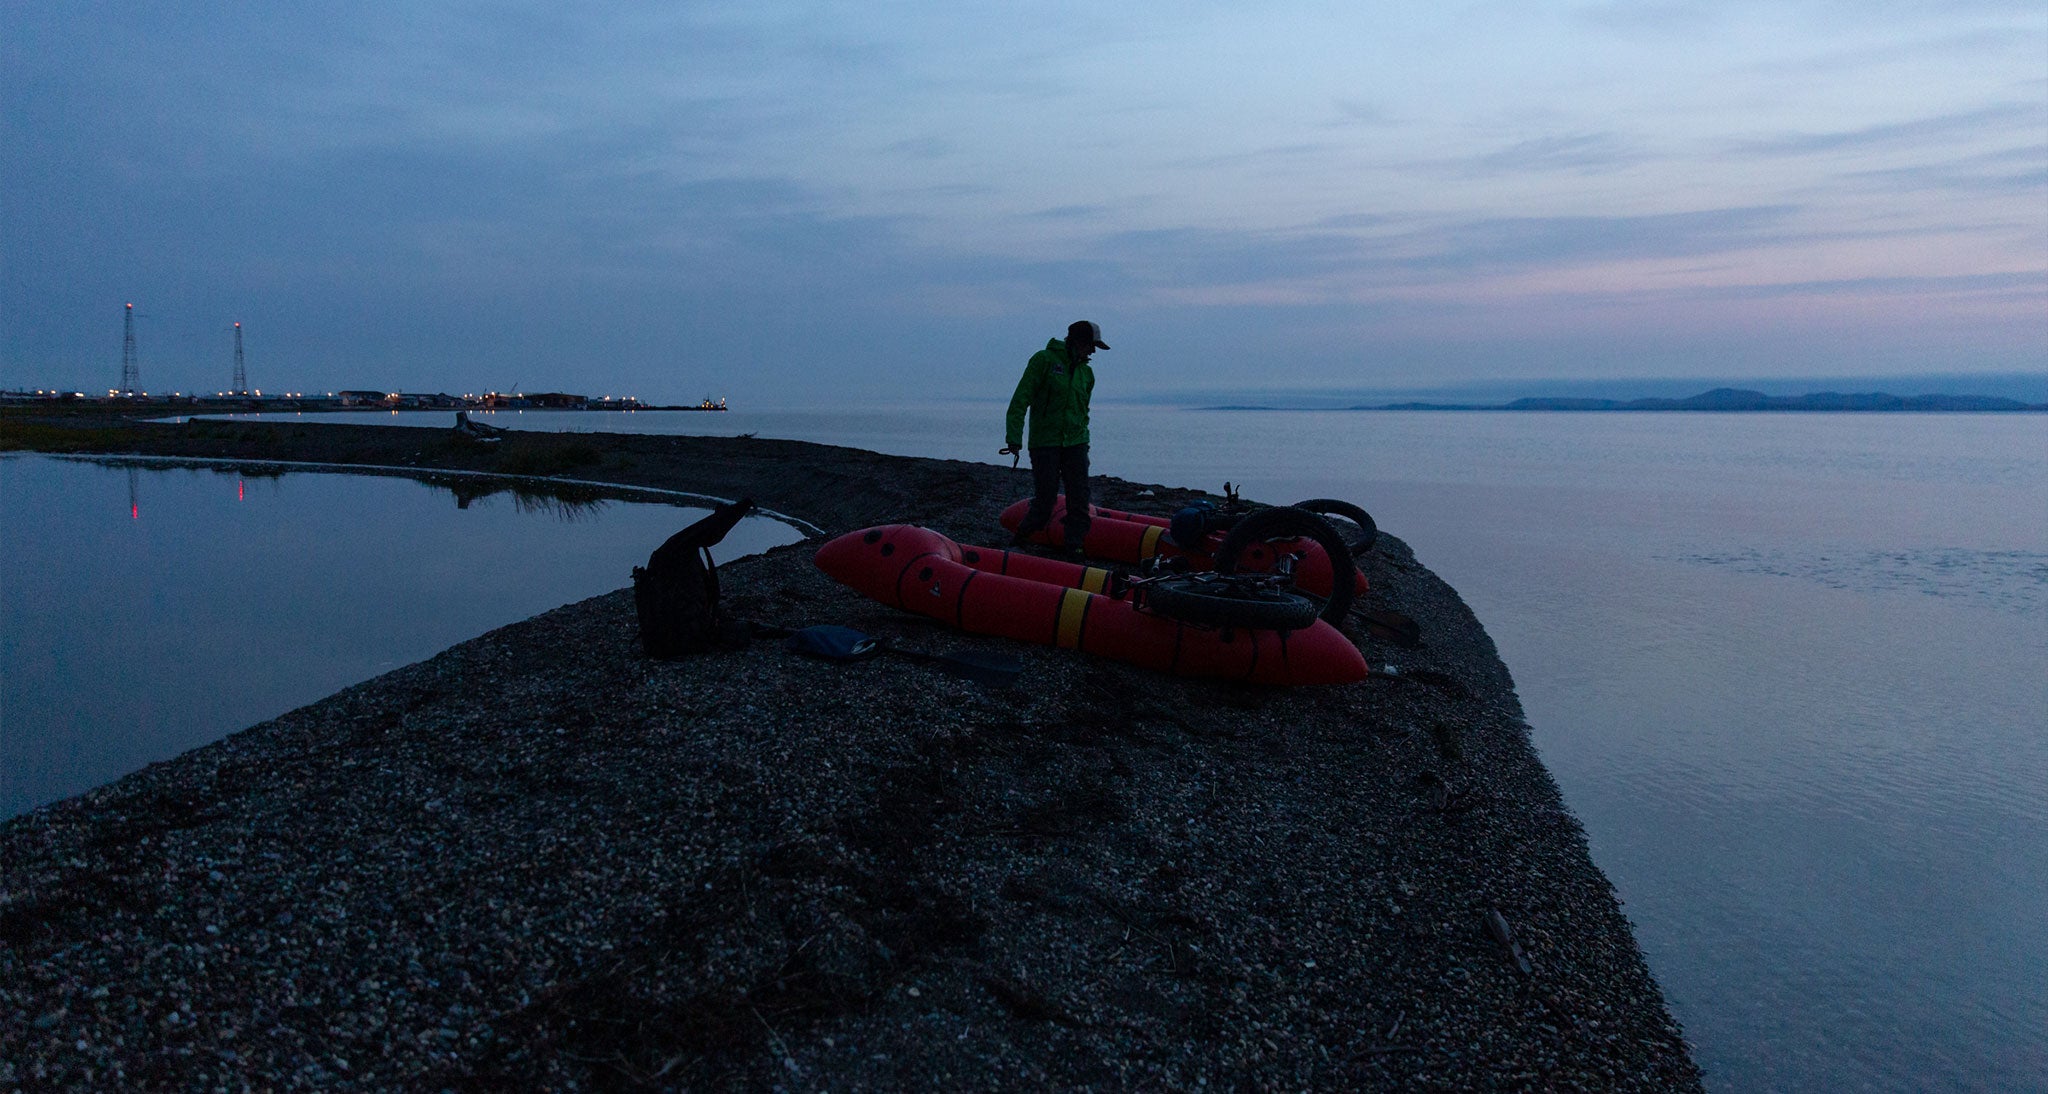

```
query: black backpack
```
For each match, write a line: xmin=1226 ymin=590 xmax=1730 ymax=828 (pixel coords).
xmin=631 ymin=497 xmax=756 ymax=658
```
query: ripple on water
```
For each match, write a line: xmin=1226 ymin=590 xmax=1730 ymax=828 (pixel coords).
xmin=1671 ymin=547 xmax=2048 ymax=617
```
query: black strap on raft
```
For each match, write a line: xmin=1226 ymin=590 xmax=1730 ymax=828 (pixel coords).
xmin=632 ymin=497 xmax=757 ymax=659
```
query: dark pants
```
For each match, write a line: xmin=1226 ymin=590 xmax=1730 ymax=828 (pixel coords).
xmin=1017 ymin=444 xmax=1091 ymax=547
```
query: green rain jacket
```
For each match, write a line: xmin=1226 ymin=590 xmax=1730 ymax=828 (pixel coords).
xmin=1004 ymin=338 xmax=1095 ymax=449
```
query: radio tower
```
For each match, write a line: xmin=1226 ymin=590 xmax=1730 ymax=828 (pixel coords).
xmin=232 ymin=322 xmax=247 ymax=395
xmin=120 ymin=303 xmax=139 ymax=396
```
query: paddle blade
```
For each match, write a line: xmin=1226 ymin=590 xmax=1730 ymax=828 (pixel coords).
xmin=884 ymin=645 xmax=1023 ymax=687
xmin=1356 ymin=608 xmax=1421 ymax=648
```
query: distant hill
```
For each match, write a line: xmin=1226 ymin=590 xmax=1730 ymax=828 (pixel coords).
xmin=1351 ymin=387 xmax=2046 ymax=412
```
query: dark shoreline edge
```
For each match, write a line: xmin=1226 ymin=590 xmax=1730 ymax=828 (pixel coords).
xmin=0 ymin=411 xmax=1704 ymax=1090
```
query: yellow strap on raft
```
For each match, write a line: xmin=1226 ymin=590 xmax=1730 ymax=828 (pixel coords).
xmin=1139 ymin=524 xmax=1165 ymax=559
xmin=1055 ymin=587 xmax=1091 ymax=649
xmin=1078 ymin=565 xmax=1110 ymax=594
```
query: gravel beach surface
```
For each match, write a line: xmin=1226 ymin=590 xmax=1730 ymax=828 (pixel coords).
xmin=1 ymin=413 xmax=1703 ymax=1090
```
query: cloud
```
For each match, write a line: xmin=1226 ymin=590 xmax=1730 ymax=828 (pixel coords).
xmin=1042 ymin=206 xmax=1808 ymax=307
xmin=1092 ymin=226 xmax=1375 ymax=288
xmin=1730 ymin=104 xmax=2041 ymax=158
xmin=882 ymin=137 xmax=960 ymax=160
xmin=1736 ymin=26 xmax=2030 ymax=77
xmin=1572 ymin=2 xmax=1717 ymax=34
xmin=1327 ymin=99 xmax=1397 ymax=127
xmin=1842 ymin=145 xmax=2048 ymax=195
xmin=1385 ymin=206 xmax=1800 ymax=275
xmin=1313 ymin=213 xmax=1395 ymax=231
xmin=1671 ymin=269 xmax=2045 ymax=304
xmin=8 ymin=0 xmax=2045 ymax=400
xmin=1463 ymin=133 xmax=1649 ymax=176
xmin=1377 ymin=132 xmax=1656 ymax=183
xmin=1169 ymin=143 xmax=1345 ymax=172
xmin=1024 ymin=204 xmax=1117 ymax=221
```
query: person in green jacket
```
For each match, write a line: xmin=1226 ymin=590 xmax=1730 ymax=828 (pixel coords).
xmin=1001 ymin=320 xmax=1109 ymax=556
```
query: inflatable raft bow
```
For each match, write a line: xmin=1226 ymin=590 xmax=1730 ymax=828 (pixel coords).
xmin=813 ymin=524 xmax=1368 ymax=685
xmin=1000 ymin=496 xmax=1372 ymax=604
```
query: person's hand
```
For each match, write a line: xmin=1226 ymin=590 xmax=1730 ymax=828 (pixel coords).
xmin=999 ymin=444 xmax=1021 ymax=466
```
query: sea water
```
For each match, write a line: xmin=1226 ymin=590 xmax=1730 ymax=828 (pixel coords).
xmin=1108 ymin=408 xmax=2043 ymax=1094
xmin=69 ymin=408 xmax=2048 ymax=1089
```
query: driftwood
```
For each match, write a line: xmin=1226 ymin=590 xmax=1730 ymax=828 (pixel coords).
xmin=452 ymin=411 xmax=506 ymax=441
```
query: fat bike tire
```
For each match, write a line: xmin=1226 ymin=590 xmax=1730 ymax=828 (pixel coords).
xmin=1142 ymin=578 xmax=1323 ymax=631
xmin=1215 ymin=506 xmax=1357 ymax=622
xmin=1291 ymin=498 xmax=1378 ymax=555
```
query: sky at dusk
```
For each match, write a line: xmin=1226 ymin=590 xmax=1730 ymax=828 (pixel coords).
xmin=4 ymin=1 xmax=2043 ymax=404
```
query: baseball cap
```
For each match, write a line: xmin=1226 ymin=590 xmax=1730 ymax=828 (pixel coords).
xmin=1068 ymin=320 xmax=1110 ymax=350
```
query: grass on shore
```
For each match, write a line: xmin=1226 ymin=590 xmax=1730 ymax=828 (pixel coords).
xmin=4 ymin=410 xmax=612 ymax=481
xmin=0 ymin=420 xmax=140 ymax=453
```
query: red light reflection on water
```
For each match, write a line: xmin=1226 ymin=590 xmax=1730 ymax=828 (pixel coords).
xmin=238 ymin=480 xmax=245 ymax=502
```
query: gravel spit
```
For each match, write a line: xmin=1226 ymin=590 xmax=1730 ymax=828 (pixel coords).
xmin=1 ymin=415 xmax=1703 ymax=1090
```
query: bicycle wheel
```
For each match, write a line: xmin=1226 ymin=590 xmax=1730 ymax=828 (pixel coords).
xmin=1214 ymin=506 xmax=1356 ymax=622
xmin=1292 ymin=498 xmax=1377 ymax=555
xmin=1142 ymin=577 xmax=1322 ymax=631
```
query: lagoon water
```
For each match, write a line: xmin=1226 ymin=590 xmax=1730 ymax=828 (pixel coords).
xmin=0 ymin=455 xmax=801 ymax=819
xmin=23 ymin=407 xmax=2048 ymax=1090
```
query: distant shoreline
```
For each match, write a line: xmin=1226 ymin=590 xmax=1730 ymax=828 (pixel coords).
xmin=1203 ymin=387 xmax=2047 ymax=413
xmin=0 ymin=398 xmax=729 ymax=413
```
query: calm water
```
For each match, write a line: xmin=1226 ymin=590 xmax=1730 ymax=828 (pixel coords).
xmin=75 ymin=410 xmax=2048 ymax=1088
xmin=0 ymin=455 xmax=801 ymax=818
